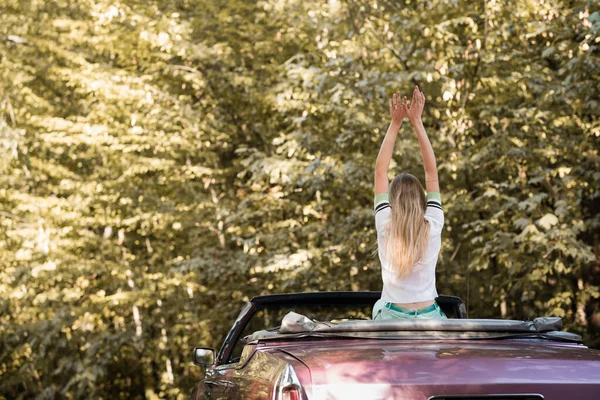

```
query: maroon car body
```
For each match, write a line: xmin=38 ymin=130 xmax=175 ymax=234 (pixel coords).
xmin=190 ymin=292 xmax=600 ymax=400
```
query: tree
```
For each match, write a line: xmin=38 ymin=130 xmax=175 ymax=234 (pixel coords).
xmin=0 ymin=0 xmax=598 ymax=398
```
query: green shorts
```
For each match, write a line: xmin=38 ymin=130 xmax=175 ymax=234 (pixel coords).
xmin=372 ymin=298 xmax=448 ymax=320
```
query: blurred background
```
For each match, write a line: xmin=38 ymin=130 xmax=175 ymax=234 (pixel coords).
xmin=0 ymin=0 xmax=599 ymax=398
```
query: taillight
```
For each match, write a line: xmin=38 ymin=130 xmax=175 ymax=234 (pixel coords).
xmin=274 ymin=364 xmax=305 ymax=400
xmin=281 ymin=387 xmax=300 ymax=400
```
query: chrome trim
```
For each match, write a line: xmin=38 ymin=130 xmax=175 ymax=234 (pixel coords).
xmin=273 ymin=364 xmax=305 ymax=400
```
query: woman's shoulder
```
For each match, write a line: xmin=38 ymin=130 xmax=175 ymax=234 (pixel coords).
xmin=374 ymin=192 xmax=391 ymax=236
xmin=426 ymin=191 xmax=443 ymax=210
xmin=374 ymin=192 xmax=390 ymax=212
xmin=424 ymin=191 xmax=444 ymax=233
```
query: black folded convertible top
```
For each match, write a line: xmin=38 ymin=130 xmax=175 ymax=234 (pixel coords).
xmin=279 ymin=312 xmax=564 ymax=333
xmin=244 ymin=311 xmax=582 ymax=343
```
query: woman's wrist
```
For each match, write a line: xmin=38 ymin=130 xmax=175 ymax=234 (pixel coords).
xmin=390 ymin=120 xmax=402 ymax=130
xmin=409 ymin=116 xmax=423 ymax=125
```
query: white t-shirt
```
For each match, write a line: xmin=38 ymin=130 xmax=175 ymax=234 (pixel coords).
xmin=374 ymin=192 xmax=444 ymax=303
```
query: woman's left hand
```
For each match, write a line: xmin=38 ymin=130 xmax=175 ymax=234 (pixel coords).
xmin=389 ymin=90 xmax=408 ymax=125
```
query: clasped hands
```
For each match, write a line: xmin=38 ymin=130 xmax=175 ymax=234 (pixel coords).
xmin=389 ymin=85 xmax=425 ymax=126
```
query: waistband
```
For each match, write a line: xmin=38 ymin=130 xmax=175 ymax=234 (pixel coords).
xmin=385 ymin=301 xmax=439 ymax=315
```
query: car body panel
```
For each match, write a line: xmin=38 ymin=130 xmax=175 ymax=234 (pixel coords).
xmin=250 ymin=339 xmax=600 ymax=399
xmin=190 ymin=292 xmax=600 ymax=400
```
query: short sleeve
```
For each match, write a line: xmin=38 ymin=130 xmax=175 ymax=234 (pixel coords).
xmin=374 ymin=192 xmax=391 ymax=236
xmin=424 ymin=192 xmax=444 ymax=235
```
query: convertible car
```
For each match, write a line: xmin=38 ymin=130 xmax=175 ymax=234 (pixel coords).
xmin=189 ymin=291 xmax=600 ymax=400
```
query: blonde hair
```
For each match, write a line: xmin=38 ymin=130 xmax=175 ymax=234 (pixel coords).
xmin=382 ymin=173 xmax=430 ymax=278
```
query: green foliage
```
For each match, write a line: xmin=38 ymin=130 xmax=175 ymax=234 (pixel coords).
xmin=0 ymin=0 xmax=599 ymax=398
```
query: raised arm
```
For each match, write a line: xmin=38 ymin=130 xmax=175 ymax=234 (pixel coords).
xmin=406 ymin=86 xmax=439 ymax=193
xmin=375 ymin=91 xmax=408 ymax=194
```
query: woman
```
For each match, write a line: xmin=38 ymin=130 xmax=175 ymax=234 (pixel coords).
xmin=372 ymin=85 xmax=446 ymax=320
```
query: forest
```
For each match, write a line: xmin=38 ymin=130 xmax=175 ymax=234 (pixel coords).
xmin=0 ymin=0 xmax=599 ymax=398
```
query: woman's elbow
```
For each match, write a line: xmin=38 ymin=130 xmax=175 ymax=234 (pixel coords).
xmin=374 ymin=166 xmax=388 ymax=177
xmin=425 ymin=169 xmax=439 ymax=179
xmin=375 ymin=159 xmax=389 ymax=172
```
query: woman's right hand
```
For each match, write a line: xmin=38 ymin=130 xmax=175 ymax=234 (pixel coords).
xmin=389 ymin=90 xmax=408 ymax=125
xmin=406 ymin=85 xmax=425 ymax=122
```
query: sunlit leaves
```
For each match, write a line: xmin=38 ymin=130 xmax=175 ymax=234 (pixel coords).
xmin=1 ymin=0 xmax=599 ymax=399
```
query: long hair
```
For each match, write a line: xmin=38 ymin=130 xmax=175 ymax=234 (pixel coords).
xmin=382 ymin=173 xmax=430 ymax=278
